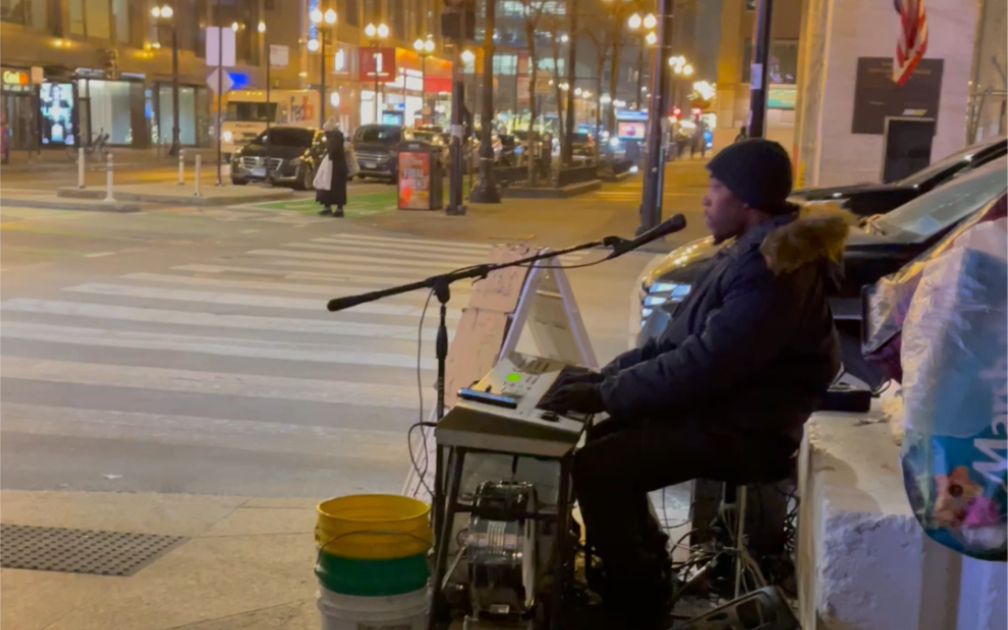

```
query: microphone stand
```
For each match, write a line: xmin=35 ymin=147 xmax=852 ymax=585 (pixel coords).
xmin=327 ymin=238 xmax=612 ymax=421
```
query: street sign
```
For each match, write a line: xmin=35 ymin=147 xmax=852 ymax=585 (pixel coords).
xmin=205 ymin=27 xmax=236 ymax=67
xmin=206 ymin=68 xmax=234 ymax=95
xmin=533 ymin=74 xmax=551 ymax=94
xmin=269 ymin=45 xmax=289 ymax=68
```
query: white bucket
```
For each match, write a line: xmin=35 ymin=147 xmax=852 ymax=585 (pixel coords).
xmin=317 ymin=586 xmax=428 ymax=630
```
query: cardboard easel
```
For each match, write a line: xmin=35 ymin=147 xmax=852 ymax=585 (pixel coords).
xmin=403 ymin=244 xmax=598 ymax=501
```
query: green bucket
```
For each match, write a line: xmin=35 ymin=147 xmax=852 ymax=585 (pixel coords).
xmin=315 ymin=550 xmax=430 ymax=596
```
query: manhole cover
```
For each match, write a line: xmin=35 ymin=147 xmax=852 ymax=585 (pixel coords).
xmin=0 ymin=523 xmax=187 ymax=576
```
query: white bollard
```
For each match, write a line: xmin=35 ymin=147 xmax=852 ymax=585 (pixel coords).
xmin=177 ymin=149 xmax=185 ymax=186
xmin=78 ymin=147 xmax=86 ymax=189
xmin=103 ymin=153 xmax=115 ymax=203
xmin=193 ymin=155 xmax=202 ymax=198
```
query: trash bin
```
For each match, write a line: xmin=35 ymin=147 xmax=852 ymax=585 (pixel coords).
xmin=396 ymin=141 xmax=443 ymax=211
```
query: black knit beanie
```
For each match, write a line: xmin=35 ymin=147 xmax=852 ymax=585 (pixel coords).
xmin=706 ymin=139 xmax=793 ymax=214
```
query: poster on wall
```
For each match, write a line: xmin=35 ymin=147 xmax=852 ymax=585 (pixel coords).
xmin=852 ymin=57 xmax=943 ymax=135
xmin=40 ymin=82 xmax=74 ymax=145
xmin=398 ymin=151 xmax=430 ymax=210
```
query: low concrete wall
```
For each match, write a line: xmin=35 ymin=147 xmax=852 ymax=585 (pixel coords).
xmin=798 ymin=400 xmax=1007 ymax=630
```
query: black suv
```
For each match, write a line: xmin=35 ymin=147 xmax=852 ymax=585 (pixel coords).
xmin=230 ymin=126 xmax=325 ymax=190
xmin=789 ymin=136 xmax=1006 ymax=216
xmin=353 ymin=124 xmax=411 ymax=182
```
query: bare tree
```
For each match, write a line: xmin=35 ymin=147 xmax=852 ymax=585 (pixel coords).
xmin=543 ymin=14 xmax=567 ymax=184
xmin=519 ymin=0 xmax=549 ymax=185
xmin=584 ymin=25 xmax=612 ymax=156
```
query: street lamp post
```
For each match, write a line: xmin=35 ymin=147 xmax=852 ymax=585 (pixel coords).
xmin=668 ymin=55 xmax=694 ymax=112
xmin=309 ymin=8 xmax=338 ymax=129
xmin=628 ymin=13 xmax=657 ymax=111
xmin=151 ymin=3 xmax=180 ymax=156
xmin=365 ymin=23 xmax=390 ymax=123
xmin=413 ymin=37 xmax=435 ymax=119
xmin=638 ymin=0 xmax=673 ymax=235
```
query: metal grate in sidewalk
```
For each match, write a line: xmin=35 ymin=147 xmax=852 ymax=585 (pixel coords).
xmin=0 ymin=523 xmax=187 ymax=576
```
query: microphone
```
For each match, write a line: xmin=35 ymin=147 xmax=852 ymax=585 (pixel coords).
xmin=606 ymin=214 xmax=687 ymax=258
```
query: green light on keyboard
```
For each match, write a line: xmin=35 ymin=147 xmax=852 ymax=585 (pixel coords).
xmin=505 ymin=373 xmax=522 ymax=382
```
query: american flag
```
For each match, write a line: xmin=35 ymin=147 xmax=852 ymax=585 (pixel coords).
xmin=893 ymin=0 xmax=928 ymax=85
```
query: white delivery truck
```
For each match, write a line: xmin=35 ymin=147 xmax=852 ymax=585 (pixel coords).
xmin=220 ymin=89 xmax=321 ymax=157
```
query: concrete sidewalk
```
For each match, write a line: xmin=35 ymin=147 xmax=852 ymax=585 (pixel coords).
xmin=0 ymin=491 xmax=321 ymax=630
xmin=56 ymin=182 xmax=295 ymax=206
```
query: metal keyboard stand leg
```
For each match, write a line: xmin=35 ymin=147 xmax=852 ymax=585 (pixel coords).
xmin=550 ymin=453 xmax=573 ymax=630
xmin=428 ymin=446 xmax=466 ymax=630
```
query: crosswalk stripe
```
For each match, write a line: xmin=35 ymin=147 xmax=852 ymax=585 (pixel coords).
xmin=1 ymin=298 xmax=449 ymax=341
xmin=121 ymin=272 xmax=392 ymax=297
xmin=246 ymin=248 xmax=485 ymax=270
xmin=287 ymin=241 xmax=585 ymax=263
xmin=1 ymin=403 xmax=407 ymax=461
xmin=325 ymin=233 xmax=498 ymax=250
xmin=312 ymin=235 xmax=495 ymax=255
xmin=1 ymin=321 xmax=438 ymax=369
xmin=169 ymin=263 xmax=474 ymax=289
xmin=0 ymin=357 xmax=428 ymax=409
xmin=63 ymin=283 xmax=461 ymax=319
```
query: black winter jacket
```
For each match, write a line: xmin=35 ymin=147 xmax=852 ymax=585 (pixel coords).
xmin=599 ymin=212 xmax=848 ymax=443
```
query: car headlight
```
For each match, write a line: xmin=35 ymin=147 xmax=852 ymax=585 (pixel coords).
xmin=639 ymin=281 xmax=691 ymax=327
xmin=222 ymin=131 xmax=233 ymax=142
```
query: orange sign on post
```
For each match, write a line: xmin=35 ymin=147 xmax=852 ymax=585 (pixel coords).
xmin=398 ymin=151 xmax=430 ymax=210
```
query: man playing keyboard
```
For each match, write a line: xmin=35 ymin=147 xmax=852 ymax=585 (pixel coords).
xmin=540 ymin=140 xmax=848 ymax=628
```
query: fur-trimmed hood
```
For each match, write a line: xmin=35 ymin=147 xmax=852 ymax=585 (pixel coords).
xmin=760 ymin=211 xmax=850 ymax=275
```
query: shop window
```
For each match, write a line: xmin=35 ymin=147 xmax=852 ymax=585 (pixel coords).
xmin=159 ymin=86 xmax=196 ymax=145
xmin=1 ymin=0 xmax=47 ymax=29
xmin=68 ymin=0 xmax=84 ymax=35
xmin=111 ymin=0 xmax=128 ymax=43
xmin=741 ymin=39 xmax=797 ymax=85
xmin=85 ymin=0 xmax=111 ymax=40
xmin=342 ymin=0 xmax=358 ymax=26
xmin=88 ymin=80 xmax=132 ymax=144
xmin=391 ymin=0 xmax=404 ymax=40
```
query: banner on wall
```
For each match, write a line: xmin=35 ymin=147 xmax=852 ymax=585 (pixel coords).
xmin=359 ymin=47 xmax=396 ymax=83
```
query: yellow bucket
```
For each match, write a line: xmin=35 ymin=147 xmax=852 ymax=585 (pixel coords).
xmin=315 ymin=494 xmax=432 ymax=560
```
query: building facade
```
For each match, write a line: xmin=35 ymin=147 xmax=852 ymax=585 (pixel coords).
xmin=0 ymin=0 xmax=283 ymax=151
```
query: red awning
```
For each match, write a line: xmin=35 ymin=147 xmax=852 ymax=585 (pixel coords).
xmin=424 ymin=76 xmax=452 ymax=94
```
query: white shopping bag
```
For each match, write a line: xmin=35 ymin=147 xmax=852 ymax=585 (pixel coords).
xmin=312 ymin=155 xmax=332 ymax=190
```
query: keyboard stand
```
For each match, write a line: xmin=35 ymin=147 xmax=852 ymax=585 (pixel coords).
xmin=427 ymin=443 xmax=575 ymax=630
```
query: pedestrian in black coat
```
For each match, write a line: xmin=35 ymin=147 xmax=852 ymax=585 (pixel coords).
xmin=540 ymin=139 xmax=848 ymax=629
xmin=317 ymin=121 xmax=348 ymax=217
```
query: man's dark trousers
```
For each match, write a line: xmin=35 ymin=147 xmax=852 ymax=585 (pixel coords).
xmin=573 ymin=415 xmax=796 ymax=615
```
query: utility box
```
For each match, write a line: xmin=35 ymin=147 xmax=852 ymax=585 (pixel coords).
xmin=397 ymin=141 xmax=443 ymax=211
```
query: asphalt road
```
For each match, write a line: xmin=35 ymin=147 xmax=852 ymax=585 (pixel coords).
xmin=0 ymin=159 xmax=714 ymax=501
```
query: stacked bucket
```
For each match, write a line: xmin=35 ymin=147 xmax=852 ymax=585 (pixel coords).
xmin=314 ymin=494 xmax=432 ymax=630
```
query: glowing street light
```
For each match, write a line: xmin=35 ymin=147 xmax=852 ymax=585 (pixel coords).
xmin=600 ymin=94 xmax=612 ymax=105
xmin=645 ymin=31 xmax=657 ymax=46
xmin=324 ymin=8 xmax=337 ymax=24
xmin=257 ymin=21 xmax=265 ymax=33
xmin=628 ymin=13 xmax=642 ymax=30
xmin=461 ymin=49 xmax=475 ymax=63
xmin=643 ymin=13 xmax=657 ymax=29
xmin=307 ymin=38 xmax=320 ymax=52
xmin=365 ymin=23 xmax=391 ymax=120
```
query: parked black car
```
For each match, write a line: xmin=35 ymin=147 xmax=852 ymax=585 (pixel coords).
xmin=789 ymin=136 xmax=1006 ymax=216
xmin=353 ymin=124 xmax=411 ymax=182
xmin=636 ymin=157 xmax=1008 ymax=382
xmin=230 ymin=126 xmax=324 ymax=190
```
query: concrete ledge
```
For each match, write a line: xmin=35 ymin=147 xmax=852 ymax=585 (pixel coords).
xmin=600 ymin=170 xmax=637 ymax=183
xmin=57 ymin=184 xmax=295 ymax=206
xmin=500 ymin=179 xmax=602 ymax=199
xmin=0 ymin=195 xmax=140 ymax=213
xmin=798 ymin=401 xmax=1007 ymax=630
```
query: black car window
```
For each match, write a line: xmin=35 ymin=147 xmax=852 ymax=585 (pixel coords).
xmin=226 ymin=102 xmax=277 ymax=122
xmin=875 ymin=157 xmax=1008 ymax=240
xmin=267 ymin=128 xmax=315 ymax=146
xmin=354 ymin=126 xmax=402 ymax=143
xmin=898 ymin=138 xmax=1007 ymax=189
xmin=573 ymin=133 xmax=591 ymax=142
